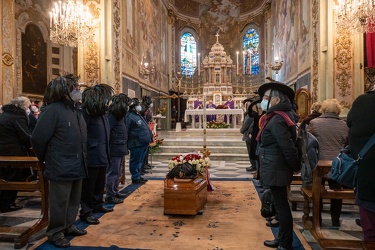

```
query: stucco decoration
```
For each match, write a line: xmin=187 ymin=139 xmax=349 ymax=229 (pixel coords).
xmin=334 ymin=30 xmax=352 ymax=109
xmin=2 ymin=53 xmax=14 ymax=66
xmin=311 ymin=0 xmax=319 ymax=103
xmin=2 ymin=0 xmax=15 ymax=104
xmin=85 ymin=42 xmax=100 ymax=85
xmin=113 ymin=0 xmax=121 ymax=93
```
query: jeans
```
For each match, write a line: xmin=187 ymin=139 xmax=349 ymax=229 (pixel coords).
xmin=129 ymin=145 xmax=148 ymax=181
xmin=106 ymin=157 xmax=123 ymax=198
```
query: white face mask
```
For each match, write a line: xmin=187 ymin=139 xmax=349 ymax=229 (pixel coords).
xmin=135 ymin=105 xmax=142 ymax=112
xmin=261 ymin=99 xmax=270 ymax=111
xmin=26 ymin=108 xmax=31 ymax=116
xmin=69 ymin=89 xmax=82 ymax=102
xmin=149 ymin=103 xmax=153 ymax=108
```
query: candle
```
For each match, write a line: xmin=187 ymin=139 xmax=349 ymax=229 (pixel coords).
xmin=198 ymin=53 xmax=200 ymax=76
xmin=250 ymin=51 xmax=252 ymax=75
xmin=275 ymin=56 xmax=280 ymax=63
xmin=50 ymin=12 xmax=52 ymax=28
xmin=236 ymin=51 xmax=239 ymax=75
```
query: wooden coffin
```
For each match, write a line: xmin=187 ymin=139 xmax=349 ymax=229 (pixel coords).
xmin=164 ymin=175 xmax=207 ymax=215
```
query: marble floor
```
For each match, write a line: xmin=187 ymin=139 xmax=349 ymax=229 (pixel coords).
xmin=0 ymin=157 xmax=362 ymax=250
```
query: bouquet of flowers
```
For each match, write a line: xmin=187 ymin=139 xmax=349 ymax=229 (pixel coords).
xmin=167 ymin=152 xmax=211 ymax=179
xmin=149 ymin=134 xmax=164 ymax=155
xmin=206 ymin=121 xmax=230 ymax=129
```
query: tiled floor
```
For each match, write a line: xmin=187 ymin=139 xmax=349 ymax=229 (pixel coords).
xmin=0 ymin=158 xmax=362 ymax=249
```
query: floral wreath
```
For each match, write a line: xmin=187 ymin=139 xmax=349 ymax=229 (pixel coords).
xmin=167 ymin=152 xmax=211 ymax=178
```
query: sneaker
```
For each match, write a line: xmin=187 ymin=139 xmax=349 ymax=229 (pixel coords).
xmin=105 ymin=196 xmax=123 ymax=204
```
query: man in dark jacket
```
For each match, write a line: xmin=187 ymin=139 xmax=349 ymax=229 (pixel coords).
xmin=0 ymin=96 xmax=31 ymax=213
xmin=79 ymin=84 xmax=114 ymax=225
xmin=347 ymin=89 xmax=375 ymax=242
xmin=105 ymin=94 xmax=130 ymax=204
xmin=126 ymin=98 xmax=153 ymax=184
xmin=32 ymin=76 xmax=88 ymax=248
xmin=257 ymin=81 xmax=300 ymax=250
xmin=140 ymin=96 xmax=154 ymax=174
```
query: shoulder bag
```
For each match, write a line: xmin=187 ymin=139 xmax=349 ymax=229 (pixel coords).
xmin=331 ymin=132 xmax=375 ymax=188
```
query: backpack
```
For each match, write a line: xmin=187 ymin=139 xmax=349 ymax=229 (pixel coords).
xmin=296 ymin=125 xmax=319 ymax=188
xmin=260 ymin=189 xmax=275 ymax=218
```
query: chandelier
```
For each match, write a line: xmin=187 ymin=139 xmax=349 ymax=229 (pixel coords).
xmin=139 ymin=54 xmax=154 ymax=78
xmin=335 ymin=0 xmax=375 ymax=33
xmin=49 ymin=1 xmax=97 ymax=47
xmin=267 ymin=57 xmax=283 ymax=74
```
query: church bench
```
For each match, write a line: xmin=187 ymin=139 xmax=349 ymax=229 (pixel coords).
xmin=287 ymin=174 xmax=303 ymax=211
xmin=300 ymin=160 xmax=362 ymax=249
xmin=0 ymin=156 xmax=48 ymax=249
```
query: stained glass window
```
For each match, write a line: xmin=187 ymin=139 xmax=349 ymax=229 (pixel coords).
xmin=243 ymin=28 xmax=259 ymax=75
xmin=180 ymin=32 xmax=197 ymax=76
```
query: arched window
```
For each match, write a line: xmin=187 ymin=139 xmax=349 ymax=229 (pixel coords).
xmin=180 ymin=32 xmax=197 ymax=76
xmin=243 ymin=28 xmax=259 ymax=75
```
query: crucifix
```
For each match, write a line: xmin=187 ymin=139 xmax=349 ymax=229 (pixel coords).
xmin=215 ymin=32 xmax=219 ymax=43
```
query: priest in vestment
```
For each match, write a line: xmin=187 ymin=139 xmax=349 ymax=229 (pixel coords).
xmin=224 ymin=96 xmax=235 ymax=123
xmin=206 ymin=100 xmax=216 ymax=122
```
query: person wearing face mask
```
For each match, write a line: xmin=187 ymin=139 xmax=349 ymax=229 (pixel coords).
xmin=126 ymin=98 xmax=153 ymax=184
xmin=256 ymin=81 xmax=300 ymax=250
xmin=79 ymin=84 xmax=114 ymax=225
xmin=31 ymin=76 xmax=88 ymax=248
xmin=140 ymin=96 xmax=155 ymax=174
xmin=0 ymin=96 xmax=32 ymax=213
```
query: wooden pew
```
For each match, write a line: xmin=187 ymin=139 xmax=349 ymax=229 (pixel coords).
xmin=301 ymin=160 xmax=362 ymax=249
xmin=287 ymin=174 xmax=303 ymax=211
xmin=0 ymin=156 xmax=48 ymax=249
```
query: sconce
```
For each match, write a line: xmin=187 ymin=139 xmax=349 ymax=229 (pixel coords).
xmin=267 ymin=57 xmax=283 ymax=74
xmin=140 ymin=54 xmax=154 ymax=78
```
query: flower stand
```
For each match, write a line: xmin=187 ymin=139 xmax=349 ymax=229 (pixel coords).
xmin=163 ymin=175 xmax=207 ymax=215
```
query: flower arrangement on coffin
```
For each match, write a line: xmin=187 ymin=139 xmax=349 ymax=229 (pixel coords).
xmin=206 ymin=121 xmax=230 ymax=129
xmin=167 ymin=152 xmax=211 ymax=179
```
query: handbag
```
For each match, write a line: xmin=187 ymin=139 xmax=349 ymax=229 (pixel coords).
xmin=331 ymin=133 xmax=375 ymax=188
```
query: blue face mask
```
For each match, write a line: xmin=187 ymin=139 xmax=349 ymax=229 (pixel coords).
xmin=261 ymin=99 xmax=270 ymax=111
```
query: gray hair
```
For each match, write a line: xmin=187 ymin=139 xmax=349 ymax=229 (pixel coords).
xmin=10 ymin=96 xmax=31 ymax=110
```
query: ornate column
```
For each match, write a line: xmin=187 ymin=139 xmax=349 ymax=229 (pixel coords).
xmin=1 ymin=0 xmax=15 ymax=104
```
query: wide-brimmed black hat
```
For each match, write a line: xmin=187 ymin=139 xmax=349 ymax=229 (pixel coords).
xmin=258 ymin=81 xmax=295 ymax=101
xmin=247 ymin=96 xmax=261 ymax=113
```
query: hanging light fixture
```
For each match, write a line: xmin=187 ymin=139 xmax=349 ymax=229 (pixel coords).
xmin=139 ymin=54 xmax=154 ymax=78
xmin=49 ymin=1 xmax=97 ymax=47
xmin=267 ymin=57 xmax=283 ymax=74
xmin=335 ymin=0 xmax=375 ymax=33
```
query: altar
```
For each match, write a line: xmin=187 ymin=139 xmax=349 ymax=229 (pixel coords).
xmin=184 ymin=109 xmax=244 ymax=128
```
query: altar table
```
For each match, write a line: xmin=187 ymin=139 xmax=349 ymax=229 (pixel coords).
xmin=184 ymin=109 xmax=244 ymax=128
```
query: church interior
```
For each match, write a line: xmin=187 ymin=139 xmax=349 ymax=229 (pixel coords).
xmin=0 ymin=0 xmax=375 ymax=249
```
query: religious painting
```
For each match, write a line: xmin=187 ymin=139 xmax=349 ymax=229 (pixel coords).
xmin=295 ymin=88 xmax=311 ymax=121
xmin=125 ymin=0 xmax=135 ymax=50
xmin=22 ymin=24 xmax=47 ymax=96
xmin=199 ymin=0 xmax=240 ymax=34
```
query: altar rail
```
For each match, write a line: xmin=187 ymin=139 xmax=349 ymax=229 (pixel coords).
xmin=184 ymin=109 xmax=244 ymax=128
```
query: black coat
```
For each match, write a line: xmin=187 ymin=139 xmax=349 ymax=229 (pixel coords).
xmin=347 ymin=90 xmax=375 ymax=202
xmin=258 ymin=101 xmax=300 ymax=187
xmin=83 ymin=111 xmax=111 ymax=167
xmin=31 ymin=102 xmax=88 ymax=181
xmin=108 ymin=112 xmax=128 ymax=157
xmin=0 ymin=104 xmax=31 ymax=156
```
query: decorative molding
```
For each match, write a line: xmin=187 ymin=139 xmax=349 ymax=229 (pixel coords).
xmin=311 ymin=0 xmax=319 ymax=103
xmin=84 ymin=0 xmax=100 ymax=4
xmin=113 ymin=0 xmax=121 ymax=93
xmin=3 ymin=0 xmax=15 ymax=103
xmin=2 ymin=53 xmax=14 ymax=66
xmin=334 ymin=30 xmax=352 ymax=108
xmin=84 ymin=41 xmax=100 ymax=85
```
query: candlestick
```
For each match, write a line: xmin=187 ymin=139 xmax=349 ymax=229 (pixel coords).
xmin=198 ymin=52 xmax=200 ymax=76
xmin=236 ymin=51 xmax=239 ymax=75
